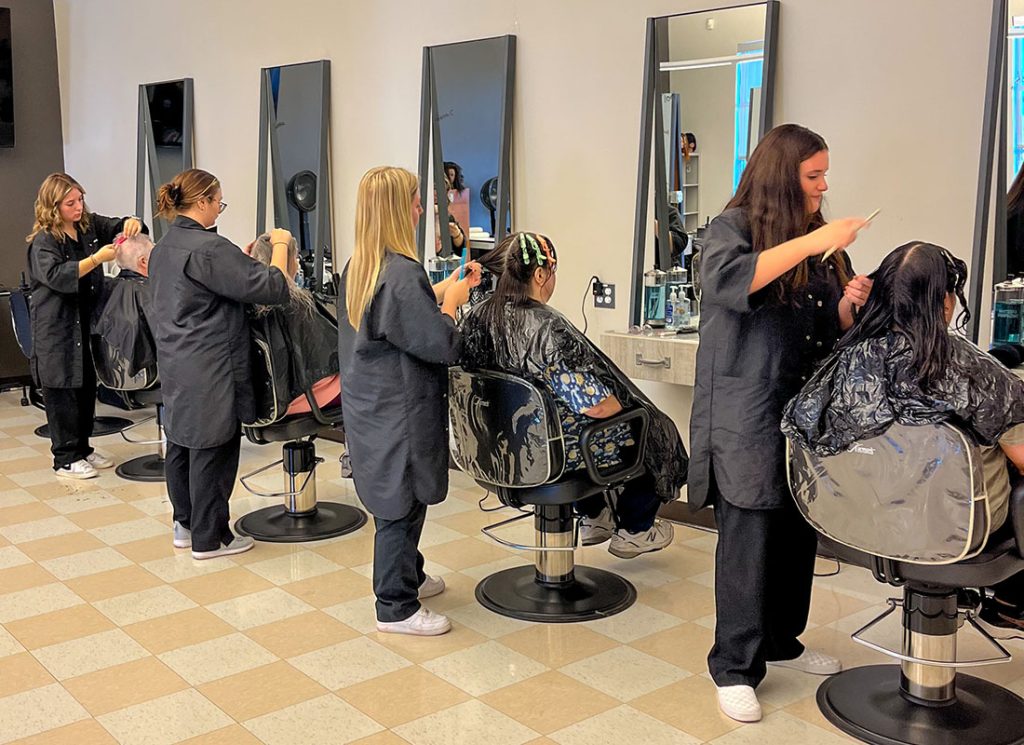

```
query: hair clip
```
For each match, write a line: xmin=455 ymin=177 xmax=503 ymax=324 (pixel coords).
xmin=537 ymin=235 xmax=556 ymax=265
xmin=519 ymin=233 xmax=530 ymax=264
xmin=525 ymin=234 xmax=546 ymax=264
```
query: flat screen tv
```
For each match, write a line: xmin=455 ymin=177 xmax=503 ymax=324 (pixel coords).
xmin=0 ymin=8 xmax=13 ymax=148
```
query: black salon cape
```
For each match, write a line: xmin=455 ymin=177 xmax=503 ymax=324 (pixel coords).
xmin=149 ymin=216 xmax=289 ymax=449
xmin=459 ymin=299 xmax=688 ymax=502
xmin=249 ymin=297 xmax=339 ymax=423
xmin=93 ymin=271 xmax=155 ymax=377
xmin=688 ymin=208 xmax=850 ymax=511
xmin=26 ymin=214 xmax=140 ymax=388
xmin=338 ymin=252 xmax=461 ymax=521
xmin=782 ymin=332 xmax=1024 ymax=457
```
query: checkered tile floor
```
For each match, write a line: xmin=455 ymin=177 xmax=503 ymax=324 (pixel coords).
xmin=1 ymin=391 xmax=1023 ymax=744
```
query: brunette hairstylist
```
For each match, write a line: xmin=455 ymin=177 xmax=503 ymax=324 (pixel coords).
xmin=688 ymin=124 xmax=873 ymax=723
xmin=149 ymin=168 xmax=291 ymax=560
xmin=26 ymin=173 xmax=145 ymax=480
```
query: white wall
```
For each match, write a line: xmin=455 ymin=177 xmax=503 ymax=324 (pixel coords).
xmin=52 ymin=0 xmax=996 ymax=436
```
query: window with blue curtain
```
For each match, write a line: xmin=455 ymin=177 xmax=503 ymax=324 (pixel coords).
xmin=733 ymin=55 xmax=763 ymax=190
xmin=1013 ymin=36 xmax=1024 ymax=177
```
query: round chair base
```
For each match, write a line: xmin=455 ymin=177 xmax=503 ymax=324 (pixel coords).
xmin=475 ymin=564 xmax=637 ymax=623
xmin=34 ymin=416 xmax=132 ymax=440
xmin=818 ymin=664 xmax=1024 ymax=745
xmin=115 ymin=455 xmax=165 ymax=482
xmin=235 ymin=502 xmax=367 ymax=543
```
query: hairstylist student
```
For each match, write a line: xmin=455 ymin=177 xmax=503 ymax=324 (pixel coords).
xmin=688 ymin=124 xmax=873 ymax=723
xmin=26 ymin=173 xmax=144 ymax=480
xmin=148 ymin=168 xmax=291 ymax=560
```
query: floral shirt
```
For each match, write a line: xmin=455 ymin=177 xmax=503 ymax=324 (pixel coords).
xmin=543 ymin=362 xmax=635 ymax=471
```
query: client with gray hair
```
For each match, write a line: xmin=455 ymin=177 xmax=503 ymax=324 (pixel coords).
xmin=92 ymin=233 xmax=156 ymax=375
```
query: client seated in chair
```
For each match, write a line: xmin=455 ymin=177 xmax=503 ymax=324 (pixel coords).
xmin=248 ymin=233 xmax=339 ymax=416
xmin=782 ymin=241 xmax=1024 ymax=625
xmin=93 ymin=233 xmax=156 ymax=378
xmin=460 ymin=231 xmax=688 ymax=558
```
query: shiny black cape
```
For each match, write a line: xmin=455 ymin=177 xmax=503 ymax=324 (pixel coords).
xmin=782 ymin=332 xmax=1024 ymax=456
xmin=460 ymin=299 xmax=688 ymax=501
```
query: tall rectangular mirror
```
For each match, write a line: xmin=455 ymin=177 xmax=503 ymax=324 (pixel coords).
xmin=1006 ymin=1 xmax=1021 ymax=282
xmin=417 ymin=35 xmax=515 ymax=261
xmin=256 ymin=60 xmax=334 ymax=298
xmin=629 ymin=2 xmax=779 ymax=327
xmin=135 ymin=78 xmax=194 ymax=241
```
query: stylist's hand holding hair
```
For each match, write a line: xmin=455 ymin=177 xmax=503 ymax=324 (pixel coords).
xmin=440 ymin=264 xmax=482 ymax=319
xmin=121 ymin=217 xmax=142 ymax=239
xmin=748 ymin=216 xmax=866 ymax=294
xmin=269 ymin=228 xmax=293 ymax=274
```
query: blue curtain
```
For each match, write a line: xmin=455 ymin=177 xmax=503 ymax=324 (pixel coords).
xmin=734 ymin=57 xmax=763 ymax=190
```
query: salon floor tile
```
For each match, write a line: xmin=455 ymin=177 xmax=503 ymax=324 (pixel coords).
xmin=631 ymin=676 xmax=743 ymax=742
xmin=243 ymin=609 xmax=360 ymax=658
xmin=707 ymin=710 xmax=852 ymax=744
xmin=67 ymin=503 xmax=146 ymax=529
xmin=242 ymin=549 xmax=342 ymax=585
xmin=93 ymin=584 xmax=196 ymax=625
xmin=0 ymin=684 xmax=89 ymax=744
xmin=96 ymin=689 xmax=233 ymax=745
xmin=639 ymin=579 xmax=717 ymax=620
xmin=370 ymin=623 xmax=489 ymax=665
xmin=0 ymin=652 xmax=55 ymax=698
xmin=176 ymin=724 xmax=265 ymax=745
xmin=481 ymin=671 xmax=619 ymax=734
xmin=206 ymin=587 xmax=314 ymax=630
xmin=550 ymin=705 xmax=700 ymax=745
xmin=198 ymin=660 xmax=328 ymax=721
xmin=339 ymin=666 xmax=471 ymax=728
xmin=0 ymin=501 xmax=58 ymax=527
xmin=157 ymin=632 xmax=278 ymax=686
xmin=422 ymin=537 xmax=516 ymax=570
xmin=4 ymin=603 xmax=114 ymax=650
xmin=0 ymin=583 xmax=84 ymax=624
xmin=139 ymin=553 xmax=234 ymax=583
xmin=0 ymin=516 xmax=80 ymax=544
xmin=499 ymin=624 xmax=619 ymax=669
xmin=17 ymin=530 xmax=106 ymax=561
xmin=393 ymin=699 xmax=538 ymax=745
xmin=62 ymin=657 xmax=189 ymax=716
xmin=242 ymin=694 xmax=384 ymax=745
xmin=43 ymin=490 xmax=122 ymax=515
xmin=289 ymin=636 xmax=412 ymax=690
xmin=310 ymin=533 xmax=375 ymax=567
xmin=444 ymin=601 xmax=533 ymax=638
xmin=422 ymin=640 xmax=548 ymax=696
xmin=279 ymin=567 xmax=374 ymax=608
xmin=582 ymin=602 xmax=683 ymax=643
xmin=560 ymin=646 xmax=690 ymax=702
xmin=321 ymin=595 xmax=380 ymax=634
xmin=87 ymin=517 xmax=169 ymax=546
xmin=7 ymin=719 xmax=119 ymax=745
xmin=38 ymin=547 xmax=133 ymax=580
xmin=0 ymin=563 xmax=57 ymax=593
xmin=122 ymin=607 xmax=235 ymax=655
xmin=0 ymin=625 xmax=25 ymax=658
xmin=63 ymin=564 xmax=163 ymax=602
xmin=32 ymin=628 xmax=149 ymax=681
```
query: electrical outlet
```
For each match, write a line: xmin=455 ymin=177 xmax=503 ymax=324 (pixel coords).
xmin=593 ymin=281 xmax=616 ymax=309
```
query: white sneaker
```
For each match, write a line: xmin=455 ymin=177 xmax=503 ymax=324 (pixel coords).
xmin=56 ymin=459 xmax=98 ymax=480
xmin=377 ymin=607 xmax=451 ymax=636
xmin=579 ymin=507 xmax=614 ymax=546
xmin=85 ymin=451 xmax=114 ymax=469
xmin=173 ymin=522 xmax=191 ymax=549
xmin=768 ymin=648 xmax=842 ymax=675
xmin=717 ymin=684 xmax=762 ymax=723
xmin=191 ymin=535 xmax=254 ymax=560
xmin=608 ymin=519 xmax=674 ymax=559
xmin=419 ymin=575 xmax=445 ymax=599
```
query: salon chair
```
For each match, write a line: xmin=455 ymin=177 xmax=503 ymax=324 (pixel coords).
xmin=8 ymin=286 xmax=132 ymax=438
xmin=788 ymin=422 xmax=1024 ymax=745
xmin=449 ymin=366 xmax=646 ymax=623
xmin=235 ymin=339 xmax=365 ymax=542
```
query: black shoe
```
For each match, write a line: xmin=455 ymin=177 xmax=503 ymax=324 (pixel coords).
xmin=979 ymin=597 xmax=1024 ymax=630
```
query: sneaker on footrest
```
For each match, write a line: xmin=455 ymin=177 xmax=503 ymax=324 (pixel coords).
xmin=767 ymin=648 xmax=841 ymax=675
xmin=608 ymin=519 xmax=674 ymax=558
xmin=579 ymin=507 xmax=614 ymax=546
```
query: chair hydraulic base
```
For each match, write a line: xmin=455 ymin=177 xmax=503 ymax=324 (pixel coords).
xmin=476 ymin=564 xmax=636 ymax=623
xmin=235 ymin=440 xmax=367 ymax=543
xmin=115 ymin=455 xmax=165 ymax=482
xmin=235 ymin=503 xmax=367 ymax=543
xmin=35 ymin=415 xmax=132 ymax=440
xmin=818 ymin=665 xmax=1024 ymax=745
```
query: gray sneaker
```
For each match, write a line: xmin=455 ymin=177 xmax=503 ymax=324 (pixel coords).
xmin=173 ymin=521 xmax=191 ymax=549
xmin=579 ymin=507 xmax=615 ymax=546
xmin=608 ymin=519 xmax=674 ymax=559
xmin=192 ymin=535 xmax=255 ymax=560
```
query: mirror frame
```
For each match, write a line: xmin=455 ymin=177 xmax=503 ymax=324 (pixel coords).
xmin=255 ymin=60 xmax=334 ymax=297
xmin=628 ymin=2 xmax=779 ymax=327
xmin=416 ymin=35 xmax=516 ymax=261
xmin=135 ymin=78 xmax=195 ymax=241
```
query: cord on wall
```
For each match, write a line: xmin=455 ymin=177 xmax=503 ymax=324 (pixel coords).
xmin=581 ymin=275 xmax=599 ymax=335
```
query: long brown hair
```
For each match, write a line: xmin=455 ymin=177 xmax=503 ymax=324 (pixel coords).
xmin=476 ymin=232 xmax=557 ymax=339
xmin=345 ymin=166 xmax=419 ymax=331
xmin=26 ymin=173 xmax=91 ymax=243
xmin=727 ymin=123 xmax=848 ymax=301
xmin=249 ymin=232 xmax=314 ymax=318
xmin=155 ymin=169 xmax=219 ymax=219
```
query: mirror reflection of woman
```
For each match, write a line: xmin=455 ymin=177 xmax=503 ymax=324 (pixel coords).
xmin=1008 ymin=164 xmax=1024 ymax=278
xmin=688 ymin=124 xmax=873 ymax=723
xmin=25 ymin=173 xmax=143 ymax=480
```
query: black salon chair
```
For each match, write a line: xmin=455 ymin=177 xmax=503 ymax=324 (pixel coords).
xmin=448 ymin=366 xmax=647 ymax=623
xmin=788 ymin=421 xmax=1024 ymax=745
xmin=8 ymin=286 xmax=132 ymax=438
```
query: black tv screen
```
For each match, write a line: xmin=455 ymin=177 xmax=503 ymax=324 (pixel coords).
xmin=0 ymin=8 xmax=12 ymax=148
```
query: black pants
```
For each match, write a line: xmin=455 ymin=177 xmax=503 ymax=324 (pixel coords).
xmin=42 ymin=363 xmax=97 ymax=470
xmin=372 ymin=500 xmax=428 ymax=623
xmin=577 ymin=472 xmax=661 ymax=533
xmin=708 ymin=495 xmax=819 ymax=688
xmin=165 ymin=436 xmax=241 ymax=552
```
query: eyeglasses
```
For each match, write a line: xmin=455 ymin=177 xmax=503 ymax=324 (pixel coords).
xmin=217 ymin=200 xmax=228 ymax=214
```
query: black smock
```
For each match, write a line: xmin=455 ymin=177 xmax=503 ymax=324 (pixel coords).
xmin=338 ymin=251 xmax=461 ymax=521
xmin=148 ymin=216 xmax=289 ymax=449
xmin=688 ymin=207 xmax=851 ymax=511
xmin=26 ymin=214 xmax=138 ymax=388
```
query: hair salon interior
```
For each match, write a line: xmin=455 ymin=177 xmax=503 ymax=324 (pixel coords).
xmin=0 ymin=0 xmax=1022 ymax=743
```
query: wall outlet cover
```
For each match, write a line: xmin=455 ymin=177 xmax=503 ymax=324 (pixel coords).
xmin=593 ymin=282 xmax=615 ymax=309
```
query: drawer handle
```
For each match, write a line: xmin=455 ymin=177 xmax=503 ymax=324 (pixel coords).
xmin=635 ymin=354 xmax=671 ymax=369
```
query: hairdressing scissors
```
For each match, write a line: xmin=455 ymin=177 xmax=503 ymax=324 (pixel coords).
xmin=821 ymin=208 xmax=881 ymax=263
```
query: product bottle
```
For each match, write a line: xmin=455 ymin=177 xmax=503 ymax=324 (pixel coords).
xmin=676 ymin=288 xmax=691 ymax=329
xmin=666 ymin=287 xmax=677 ymax=328
xmin=643 ymin=269 xmax=667 ymax=327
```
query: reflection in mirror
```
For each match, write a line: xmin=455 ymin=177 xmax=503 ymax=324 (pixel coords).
xmin=1008 ymin=2 xmax=1023 ymax=282
xmin=629 ymin=2 xmax=778 ymax=328
xmin=256 ymin=60 xmax=334 ymax=299
xmin=417 ymin=35 xmax=515 ymax=264
xmin=135 ymin=79 xmax=193 ymax=241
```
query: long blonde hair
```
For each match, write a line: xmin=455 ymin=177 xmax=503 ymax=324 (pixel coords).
xmin=26 ymin=173 xmax=91 ymax=243
xmin=345 ymin=166 xmax=419 ymax=330
xmin=249 ymin=232 xmax=314 ymax=318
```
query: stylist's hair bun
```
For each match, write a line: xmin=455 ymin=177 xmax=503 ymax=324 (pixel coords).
xmin=155 ymin=169 xmax=219 ymax=219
